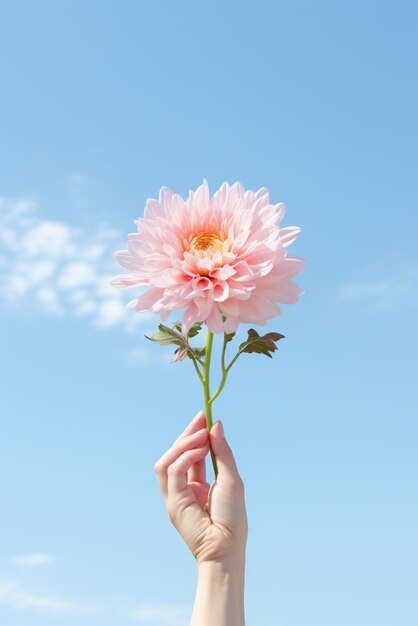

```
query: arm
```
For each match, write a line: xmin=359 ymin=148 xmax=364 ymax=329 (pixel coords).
xmin=154 ymin=411 xmax=248 ymax=626
xmin=191 ymin=555 xmax=245 ymax=626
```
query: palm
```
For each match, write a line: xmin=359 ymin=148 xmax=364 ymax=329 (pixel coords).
xmin=179 ymin=475 xmax=246 ymax=562
xmin=154 ymin=411 xmax=247 ymax=563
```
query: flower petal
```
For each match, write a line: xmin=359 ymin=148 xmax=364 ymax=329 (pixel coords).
xmin=112 ymin=180 xmax=304 ymax=333
xmin=206 ymin=305 xmax=224 ymax=333
xmin=111 ymin=273 xmax=147 ymax=288
xmin=279 ymin=226 xmax=301 ymax=247
xmin=128 ymin=287 xmax=165 ymax=312
xmin=212 ymin=280 xmax=229 ymax=302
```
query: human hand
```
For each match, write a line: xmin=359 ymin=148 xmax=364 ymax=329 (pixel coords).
xmin=153 ymin=410 xmax=248 ymax=564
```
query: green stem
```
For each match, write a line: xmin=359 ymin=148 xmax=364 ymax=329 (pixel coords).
xmin=226 ymin=346 xmax=246 ymax=372
xmin=209 ymin=332 xmax=229 ymax=404
xmin=203 ymin=330 xmax=218 ymax=478
xmin=191 ymin=356 xmax=204 ymax=383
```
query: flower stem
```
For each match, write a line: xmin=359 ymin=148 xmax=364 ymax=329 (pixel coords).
xmin=191 ymin=356 xmax=204 ymax=383
xmin=203 ymin=330 xmax=218 ymax=478
xmin=209 ymin=332 xmax=229 ymax=404
xmin=225 ymin=347 xmax=246 ymax=373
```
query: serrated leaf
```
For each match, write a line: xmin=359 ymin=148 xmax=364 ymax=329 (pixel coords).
xmin=172 ymin=320 xmax=204 ymax=339
xmin=144 ymin=324 xmax=182 ymax=346
xmin=145 ymin=323 xmax=205 ymax=365
xmin=239 ymin=328 xmax=285 ymax=358
xmin=193 ymin=347 xmax=206 ymax=358
xmin=172 ymin=322 xmax=182 ymax=335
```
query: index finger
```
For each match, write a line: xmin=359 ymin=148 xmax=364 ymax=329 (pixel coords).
xmin=173 ymin=410 xmax=207 ymax=444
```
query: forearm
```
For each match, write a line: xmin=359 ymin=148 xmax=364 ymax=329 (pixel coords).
xmin=190 ymin=553 xmax=246 ymax=626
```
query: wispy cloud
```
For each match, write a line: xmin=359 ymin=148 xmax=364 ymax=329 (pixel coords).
xmin=0 ymin=579 xmax=102 ymax=615
xmin=9 ymin=554 xmax=55 ymax=568
xmin=130 ymin=604 xmax=191 ymax=626
xmin=339 ymin=262 xmax=418 ymax=312
xmin=1 ymin=554 xmax=189 ymax=623
xmin=0 ymin=196 xmax=152 ymax=333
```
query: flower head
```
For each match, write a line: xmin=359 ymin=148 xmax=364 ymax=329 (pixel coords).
xmin=112 ymin=180 xmax=304 ymax=335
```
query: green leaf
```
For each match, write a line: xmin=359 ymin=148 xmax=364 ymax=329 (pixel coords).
xmin=172 ymin=320 xmax=204 ymax=339
xmin=145 ymin=323 xmax=205 ymax=364
xmin=238 ymin=328 xmax=285 ymax=358
xmin=144 ymin=324 xmax=183 ymax=347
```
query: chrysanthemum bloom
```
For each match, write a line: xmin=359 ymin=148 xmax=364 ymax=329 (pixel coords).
xmin=112 ymin=180 xmax=304 ymax=336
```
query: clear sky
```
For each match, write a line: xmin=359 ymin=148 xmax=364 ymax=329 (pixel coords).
xmin=0 ymin=1 xmax=417 ymax=625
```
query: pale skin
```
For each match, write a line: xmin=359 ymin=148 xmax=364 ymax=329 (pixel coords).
xmin=154 ymin=410 xmax=248 ymax=626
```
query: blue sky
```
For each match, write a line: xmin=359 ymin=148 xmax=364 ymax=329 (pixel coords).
xmin=0 ymin=1 xmax=417 ymax=625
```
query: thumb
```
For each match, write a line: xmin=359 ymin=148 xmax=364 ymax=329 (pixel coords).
xmin=210 ymin=420 xmax=240 ymax=482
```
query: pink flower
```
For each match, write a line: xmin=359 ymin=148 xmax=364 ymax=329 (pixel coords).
xmin=112 ymin=180 xmax=304 ymax=336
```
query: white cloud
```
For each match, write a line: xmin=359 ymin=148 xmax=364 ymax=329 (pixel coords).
xmin=21 ymin=221 xmax=74 ymax=258
xmin=36 ymin=288 xmax=62 ymax=314
xmin=130 ymin=604 xmax=191 ymax=626
xmin=0 ymin=196 xmax=152 ymax=334
xmin=0 ymin=579 xmax=102 ymax=615
xmin=58 ymin=262 xmax=97 ymax=290
xmin=73 ymin=299 xmax=96 ymax=317
xmin=95 ymin=299 xmax=127 ymax=328
xmin=10 ymin=554 xmax=55 ymax=567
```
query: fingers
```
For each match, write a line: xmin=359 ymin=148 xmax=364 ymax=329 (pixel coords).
xmin=210 ymin=420 xmax=242 ymax=485
xmin=173 ymin=410 xmax=207 ymax=444
xmin=167 ymin=443 xmax=209 ymax=499
xmin=174 ymin=410 xmax=208 ymax=485
xmin=188 ymin=454 xmax=206 ymax=484
xmin=154 ymin=412 xmax=209 ymax=498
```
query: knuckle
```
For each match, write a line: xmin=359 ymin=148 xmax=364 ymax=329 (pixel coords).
xmin=167 ymin=462 xmax=178 ymax=477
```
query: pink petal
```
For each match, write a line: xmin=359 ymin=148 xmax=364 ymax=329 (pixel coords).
xmin=210 ymin=264 xmax=236 ymax=281
xmin=219 ymin=298 xmax=240 ymax=317
xmin=223 ymin=315 xmax=240 ymax=334
xmin=206 ymin=306 xmax=224 ymax=333
xmin=279 ymin=226 xmax=301 ymax=247
xmin=231 ymin=260 xmax=254 ymax=282
xmin=115 ymin=250 xmax=139 ymax=271
xmin=111 ymin=273 xmax=147 ymax=288
xmin=128 ymin=287 xmax=165 ymax=312
xmin=212 ymin=280 xmax=229 ymax=302
xmin=112 ymin=180 xmax=304 ymax=332
xmin=191 ymin=276 xmax=212 ymax=295
xmin=144 ymin=199 xmax=163 ymax=220
xmin=273 ymin=280 xmax=304 ymax=303
xmin=181 ymin=302 xmax=199 ymax=336
xmin=194 ymin=295 xmax=214 ymax=320
xmin=192 ymin=179 xmax=210 ymax=210
xmin=196 ymin=257 xmax=213 ymax=272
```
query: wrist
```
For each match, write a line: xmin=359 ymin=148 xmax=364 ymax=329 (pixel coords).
xmin=197 ymin=552 xmax=246 ymax=608
xmin=197 ymin=551 xmax=246 ymax=580
xmin=192 ymin=555 xmax=246 ymax=626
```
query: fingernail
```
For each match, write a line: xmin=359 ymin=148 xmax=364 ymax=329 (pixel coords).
xmin=218 ymin=420 xmax=225 ymax=438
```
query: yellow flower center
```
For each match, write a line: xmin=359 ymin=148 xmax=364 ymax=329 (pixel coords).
xmin=188 ymin=231 xmax=224 ymax=254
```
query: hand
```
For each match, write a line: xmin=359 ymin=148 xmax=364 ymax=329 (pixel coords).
xmin=153 ymin=410 xmax=248 ymax=564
